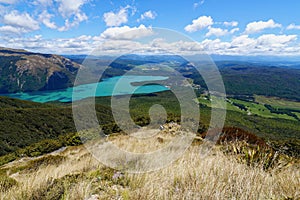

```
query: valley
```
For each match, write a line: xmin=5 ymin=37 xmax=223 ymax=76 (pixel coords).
xmin=0 ymin=48 xmax=299 ymax=199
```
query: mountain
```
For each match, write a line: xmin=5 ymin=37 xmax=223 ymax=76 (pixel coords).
xmin=210 ymin=54 xmax=300 ymax=62
xmin=0 ymin=47 xmax=81 ymax=93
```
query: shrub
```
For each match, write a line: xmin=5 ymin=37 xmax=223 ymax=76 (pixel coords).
xmin=0 ymin=174 xmax=17 ymax=192
xmin=19 ymin=139 xmax=63 ymax=157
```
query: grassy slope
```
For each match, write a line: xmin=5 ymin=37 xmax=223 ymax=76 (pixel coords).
xmin=0 ymin=131 xmax=299 ymax=200
xmin=255 ymin=95 xmax=300 ymax=110
xmin=230 ymin=98 xmax=295 ymax=120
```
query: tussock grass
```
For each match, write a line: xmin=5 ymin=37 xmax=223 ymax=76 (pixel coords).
xmin=0 ymin=129 xmax=299 ymax=200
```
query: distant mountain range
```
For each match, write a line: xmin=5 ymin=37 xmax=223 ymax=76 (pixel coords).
xmin=0 ymin=47 xmax=81 ymax=93
xmin=63 ymin=54 xmax=300 ymax=68
xmin=1 ymin=48 xmax=300 ymax=101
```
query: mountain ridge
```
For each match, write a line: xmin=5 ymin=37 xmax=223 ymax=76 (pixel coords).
xmin=0 ymin=47 xmax=81 ymax=93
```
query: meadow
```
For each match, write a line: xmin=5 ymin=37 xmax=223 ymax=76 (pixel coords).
xmin=255 ymin=95 xmax=300 ymax=110
xmin=198 ymin=94 xmax=300 ymax=121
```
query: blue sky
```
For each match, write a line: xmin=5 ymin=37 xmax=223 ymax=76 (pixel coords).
xmin=0 ymin=0 xmax=300 ymax=56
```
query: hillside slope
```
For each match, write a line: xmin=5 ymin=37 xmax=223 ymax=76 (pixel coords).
xmin=0 ymin=128 xmax=298 ymax=200
xmin=0 ymin=47 xmax=81 ymax=93
xmin=1 ymin=92 xmax=299 ymax=166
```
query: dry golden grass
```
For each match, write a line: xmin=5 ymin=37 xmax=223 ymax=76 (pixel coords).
xmin=0 ymin=127 xmax=299 ymax=200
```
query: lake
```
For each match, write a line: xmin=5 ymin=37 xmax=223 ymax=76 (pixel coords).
xmin=1 ymin=76 xmax=169 ymax=103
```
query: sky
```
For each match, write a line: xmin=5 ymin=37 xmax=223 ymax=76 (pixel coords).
xmin=0 ymin=0 xmax=300 ymax=56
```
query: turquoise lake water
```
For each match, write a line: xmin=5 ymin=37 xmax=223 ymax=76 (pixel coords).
xmin=1 ymin=76 xmax=169 ymax=103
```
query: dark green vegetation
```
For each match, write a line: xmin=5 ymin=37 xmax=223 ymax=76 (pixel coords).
xmin=220 ymin=65 xmax=300 ymax=101
xmin=0 ymin=90 xmax=299 ymax=167
xmin=0 ymin=99 xmax=75 ymax=156
xmin=180 ymin=61 xmax=300 ymax=101
xmin=0 ymin=95 xmax=115 ymax=158
xmin=264 ymin=104 xmax=300 ymax=120
xmin=0 ymin=47 xmax=80 ymax=93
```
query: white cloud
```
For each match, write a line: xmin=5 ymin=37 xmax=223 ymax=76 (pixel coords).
xmin=1 ymin=34 xmax=94 ymax=54
xmin=100 ymin=25 xmax=153 ymax=40
xmin=54 ymin=0 xmax=88 ymax=31
xmin=193 ymin=0 xmax=205 ymax=8
xmin=39 ymin=11 xmax=57 ymax=29
xmin=0 ymin=0 xmax=17 ymax=4
xmin=223 ymin=21 xmax=238 ymax=27
xmin=256 ymin=34 xmax=297 ymax=47
xmin=244 ymin=19 xmax=281 ymax=34
xmin=56 ymin=0 xmax=87 ymax=18
xmin=0 ymin=0 xmax=89 ymax=33
xmin=56 ymin=11 xmax=87 ymax=31
xmin=138 ymin=10 xmax=157 ymax=22
xmin=58 ymin=15 xmax=87 ymax=31
xmin=228 ymin=34 xmax=298 ymax=55
xmin=33 ymin=0 xmax=52 ymax=6
xmin=205 ymin=26 xmax=239 ymax=37
xmin=206 ymin=27 xmax=228 ymax=37
xmin=287 ymin=23 xmax=300 ymax=30
xmin=201 ymin=38 xmax=231 ymax=53
xmin=2 ymin=10 xmax=39 ymax=32
xmin=231 ymin=35 xmax=256 ymax=48
xmin=184 ymin=16 xmax=213 ymax=32
xmin=96 ymin=40 xmax=145 ymax=55
xmin=1 ymin=27 xmax=299 ymax=56
xmin=103 ymin=6 xmax=130 ymax=27
xmin=147 ymin=39 xmax=204 ymax=53
xmin=230 ymin=28 xmax=239 ymax=34
xmin=0 ymin=25 xmax=28 ymax=34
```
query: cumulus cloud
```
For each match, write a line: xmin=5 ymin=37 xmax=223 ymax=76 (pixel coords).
xmin=230 ymin=28 xmax=239 ymax=34
xmin=245 ymin=19 xmax=281 ymax=34
xmin=205 ymin=26 xmax=239 ymax=37
xmin=229 ymin=34 xmax=298 ymax=55
xmin=103 ymin=6 xmax=130 ymax=27
xmin=33 ymin=0 xmax=52 ymax=6
xmin=1 ymin=24 xmax=299 ymax=56
xmin=88 ymin=32 xmax=300 ymax=56
xmin=231 ymin=35 xmax=256 ymax=49
xmin=54 ymin=0 xmax=88 ymax=31
xmin=56 ymin=0 xmax=87 ymax=18
xmin=223 ymin=21 xmax=238 ymax=27
xmin=256 ymin=34 xmax=297 ymax=47
xmin=138 ymin=10 xmax=157 ymax=22
xmin=201 ymin=38 xmax=231 ymax=53
xmin=184 ymin=16 xmax=213 ymax=32
xmin=58 ymin=12 xmax=88 ymax=31
xmin=100 ymin=25 xmax=154 ymax=40
xmin=287 ymin=23 xmax=300 ymax=30
xmin=39 ymin=11 xmax=57 ymax=29
xmin=206 ymin=27 xmax=228 ymax=37
xmin=2 ymin=10 xmax=39 ymax=33
xmin=0 ymin=0 xmax=17 ymax=4
xmin=0 ymin=25 xmax=28 ymax=34
xmin=1 ymin=34 xmax=95 ymax=54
